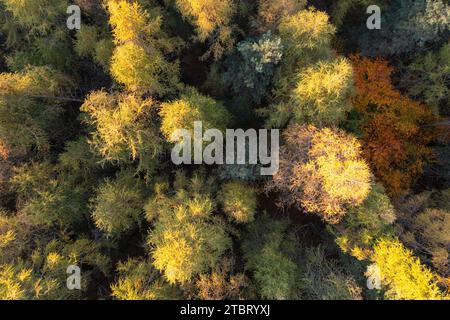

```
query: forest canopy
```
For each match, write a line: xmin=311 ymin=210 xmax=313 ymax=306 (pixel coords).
xmin=0 ymin=0 xmax=448 ymax=301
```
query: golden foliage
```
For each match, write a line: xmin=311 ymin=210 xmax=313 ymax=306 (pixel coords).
xmin=175 ymin=0 xmax=235 ymax=41
xmin=81 ymin=91 xmax=163 ymax=171
xmin=106 ymin=0 xmax=181 ymax=94
xmin=268 ymin=124 xmax=371 ymax=223
xmin=291 ymin=57 xmax=354 ymax=125
xmin=159 ymin=87 xmax=231 ymax=142
xmin=372 ymin=238 xmax=447 ymax=300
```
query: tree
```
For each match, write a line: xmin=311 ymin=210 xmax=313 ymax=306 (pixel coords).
xmin=276 ymin=8 xmax=335 ymax=72
xmin=219 ymin=181 xmax=257 ymax=223
xmin=401 ymin=41 xmax=450 ymax=115
xmin=264 ymin=8 xmax=340 ymax=127
xmin=0 ymin=0 xmax=75 ymax=71
xmin=330 ymin=0 xmax=390 ymax=27
xmin=298 ymin=246 xmax=363 ymax=300
xmin=0 ymin=66 xmax=72 ymax=158
xmin=330 ymin=183 xmax=396 ymax=260
xmin=395 ymin=189 xmax=450 ymax=276
xmin=111 ymin=258 xmax=180 ymax=300
xmin=58 ymin=137 xmax=102 ymax=178
xmin=252 ymin=0 xmax=306 ymax=32
xmin=195 ymin=257 xmax=248 ymax=300
xmin=11 ymin=161 xmax=91 ymax=229
xmin=0 ymin=238 xmax=109 ymax=300
xmin=81 ymin=91 xmax=164 ymax=174
xmin=106 ymin=0 xmax=181 ymax=94
xmin=0 ymin=0 xmax=69 ymax=34
xmin=359 ymin=0 xmax=450 ymax=56
xmin=289 ymin=57 xmax=354 ymax=126
xmin=267 ymin=124 xmax=372 ymax=224
xmin=371 ymin=238 xmax=447 ymax=300
xmin=91 ymin=169 xmax=146 ymax=237
xmin=351 ymin=55 xmax=436 ymax=196
xmin=0 ymin=210 xmax=57 ymax=266
xmin=242 ymin=213 xmax=298 ymax=299
xmin=146 ymin=171 xmax=232 ymax=284
xmin=172 ymin=0 xmax=236 ymax=60
xmin=223 ymin=32 xmax=283 ymax=104
xmin=159 ymin=87 xmax=231 ymax=142
xmin=75 ymin=25 xmax=114 ymax=70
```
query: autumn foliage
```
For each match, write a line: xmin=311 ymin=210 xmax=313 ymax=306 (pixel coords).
xmin=351 ymin=55 xmax=436 ymax=196
xmin=268 ymin=124 xmax=372 ymax=224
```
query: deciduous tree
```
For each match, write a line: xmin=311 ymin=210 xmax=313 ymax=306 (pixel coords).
xmin=146 ymin=171 xmax=232 ymax=284
xmin=267 ymin=124 xmax=372 ymax=224
xmin=351 ymin=55 xmax=436 ymax=196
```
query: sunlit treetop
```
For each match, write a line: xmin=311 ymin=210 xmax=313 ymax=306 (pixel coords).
xmin=277 ymin=8 xmax=335 ymax=67
xmin=268 ymin=124 xmax=372 ymax=224
xmin=81 ymin=90 xmax=163 ymax=174
xmin=110 ymin=258 xmax=181 ymax=300
xmin=253 ymin=0 xmax=307 ymax=32
xmin=173 ymin=0 xmax=236 ymax=41
xmin=371 ymin=238 xmax=448 ymax=300
xmin=159 ymin=87 xmax=231 ymax=142
xmin=106 ymin=0 xmax=182 ymax=94
xmin=146 ymin=171 xmax=232 ymax=284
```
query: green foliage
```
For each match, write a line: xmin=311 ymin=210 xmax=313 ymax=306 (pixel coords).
xmin=298 ymin=246 xmax=363 ymax=300
xmin=219 ymin=181 xmax=257 ymax=223
xmin=173 ymin=0 xmax=235 ymax=41
xmin=252 ymin=0 xmax=306 ymax=32
xmin=360 ymin=0 xmax=450 ymax=56
xmin=276 ymin=8 xmax=335 ymax=71
xmin=1 ymin=0 xmax=69 ymax=34
xmin=0 ymin=0 xmax=76 ymax=71
xmin=403 ymin=41 xmax=450 ymax=114
xmin=330 ymin=184 xmax=396 ymax=261
xmin=11 ymin=161 xmax=91 ymax=228
xmin=91 ymin=169 xmax=146 ymax=237
xmin=0 ymin=212 xmax=54 ymax=265
xmin=289 ymin=57 xmax=354 ymax=126
xmin=81 ymin=91 xmax=164 ymax=174
xmin=223 ymin=32 xmax=283 ymax=104
xmin=74 ymin=25 xmax=114 ymax=69
xmin=172 ymin=0 xmax=236 ymax=60
xmin=0 ymin=0 xmax=446 ymax=301
xmin=160 ymin=87 xmax=231 ymax=142
xmin=75 ymin=26 xmax=100 ymax=58
xmin=242 ymin=214 xmax=298 ymax=299
xmin=111 ymin=258 xmax=180 ymax=300
xmin=0 ymin=66 xmax=72 ymax=157
xmin=0 ymin=238 xmax=109 ymax=300
xmin=146 ymin=171 xmax=232 ymax=284
xmin=106 ymin=0 xmax=181 ymax=94
xmin=58 ymin=137 xmax=101 ymax=178
xmin=330 ymin=0 xmax=390 ymax=27
xmin=264 ymin=8 xmax=345 ymax=127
